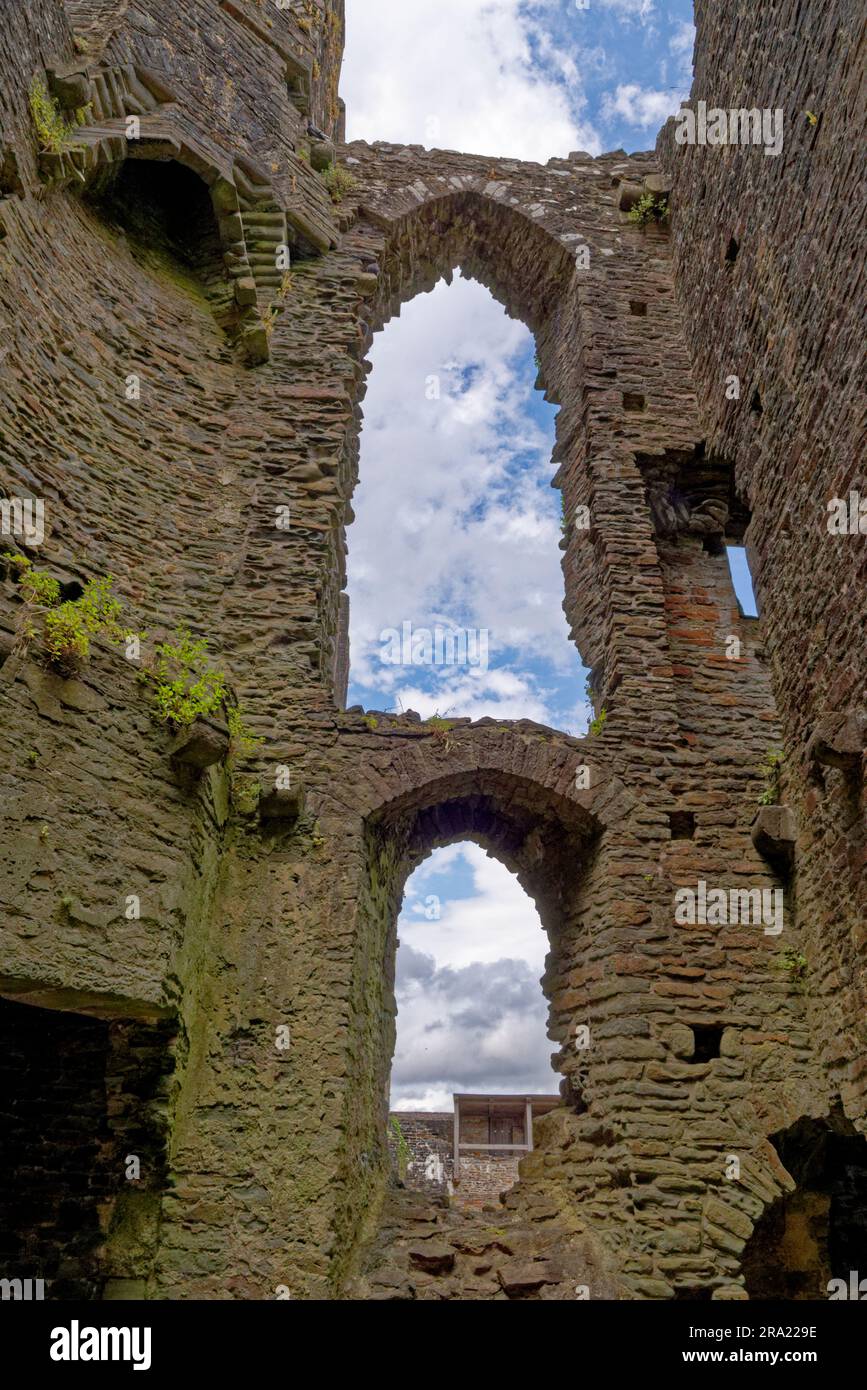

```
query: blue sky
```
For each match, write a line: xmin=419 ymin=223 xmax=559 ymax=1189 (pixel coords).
xmin=343 ymin=1 xmax=697 ymax=162
xmin=340 ymin=2 xmax=718 ymax=1111
xmin=344 ymin=284 xmax=587 ymax=734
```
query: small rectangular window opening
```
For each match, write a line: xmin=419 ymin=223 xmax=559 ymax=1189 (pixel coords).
xmin=691 ymin=1025 xmax=723 ymax=1063
xmin=669 ymin=810 xmax=696 ymax=840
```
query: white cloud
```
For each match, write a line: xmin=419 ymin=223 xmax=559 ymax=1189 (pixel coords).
xmin=343 ymin=0 xmax=601 ymax=160
xmin=670 ymin=19 xmax=696 ymax=57
xmin=393 ymin=1087 xmax=455 ymax=1113
xmin=596 ymin=0 xmax=656 ymax=18
xmin=392 ymin=845 xmax=558 ymax=1107
xmin=389 ymin=670 xmax=559 ymax=726
xmin=601 ymin=80 xmax=684 ymax=129
xmin=667 ymin=18 xmax=695 ymax=87
xmin=401 ymin=843 xmax=550 ymax=971
xmin=347 ymin=273 xmax=587 ymax=730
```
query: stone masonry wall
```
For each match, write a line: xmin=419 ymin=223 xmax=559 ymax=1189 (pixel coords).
xmin=658 ymin=0 xmax=866 ymax=1154
xmin=456 ymin=1155 xmax=522 ymax=1211
xmin=0 ymin=0 xmax=862 ymax=1301
xmin=388 ymin=1113 xmax=453 ymax=1194
xmin=387 ymin=1112 xmax=523 ymax=1209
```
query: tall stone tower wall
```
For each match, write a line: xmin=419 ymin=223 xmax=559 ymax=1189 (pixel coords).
xmin=658 ymin=0 xmax=866 ymax=1149
xmin=0 ymin=0 xmax=863 ymax=1300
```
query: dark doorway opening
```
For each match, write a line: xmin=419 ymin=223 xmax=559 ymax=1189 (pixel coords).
xmin=741 ymin=1109 xmax=867 ymax=1299
xmin=0 ymin=997 xmax=173 ymax=1299
xmin=90 ymin=159 xmax=227 ymax=301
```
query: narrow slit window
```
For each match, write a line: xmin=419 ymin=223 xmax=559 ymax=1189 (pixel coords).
xmin=726 ymin=546 xmax=758 ymax=617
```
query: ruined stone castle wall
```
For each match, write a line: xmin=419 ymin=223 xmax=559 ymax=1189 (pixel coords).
xmin=0 ymin=0 xmax=862 ymax=1301
xmin=658 ymin=0 xmax=866 ymax=1141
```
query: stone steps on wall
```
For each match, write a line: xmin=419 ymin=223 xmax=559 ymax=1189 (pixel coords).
xmin=240 ymin=211 xmax=290 ymax=296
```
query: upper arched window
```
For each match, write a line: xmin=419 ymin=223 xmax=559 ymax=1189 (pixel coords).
xmin=345 ymin=270 xmax=591 ymax=734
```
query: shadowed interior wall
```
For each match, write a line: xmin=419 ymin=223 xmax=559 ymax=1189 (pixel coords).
xmin=0 ymin=0 xmax=862 ymax=1300
xmin=0 ymin=998 xmax=174 ymax=1299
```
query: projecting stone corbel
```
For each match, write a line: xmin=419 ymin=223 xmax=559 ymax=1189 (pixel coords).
xmin=751 ymin=805 xmax=796 ymax=871
xmin=168 ymin=717 xmax=230 ymax=771
xmin=259 ymin=784 xmax=306 ymax=825
xmin=807 ymin=710 xmax=866 ymax=774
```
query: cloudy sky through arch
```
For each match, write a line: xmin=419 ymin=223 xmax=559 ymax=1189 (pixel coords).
xmin=391 ymin=844 xmax=558 ymax=1111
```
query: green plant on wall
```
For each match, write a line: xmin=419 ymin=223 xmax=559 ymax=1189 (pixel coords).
xmin=43 ymin=575 xmax=125 ymax=673
xmin=259 ymin=272 xmax=295 ymax=342
xmin=28 ymin=76 xmax=89 ymax=168
xmin=10 ymin=562 xmax=259 ymax=762
xmin=423 ymin=712 xmax=457 ymax=751
xmin=627 ymin=192 xmax=670 ymax=228
xmin=11 ymin=558 xmax=131 ymax=676
xmin=758 ymin=748 xmax=785 ymax=805
xmin=17 ymin=561 xmax=61 ymax=609
xmin=146 ymin=628 xmax=227 ymax=726
xmin=260 ymin=302 xmax=279 ymax=341
xmin=225 ymin=704 xmax=263 ymax=758
xmin=142 ymin=627 xmax=262 ymax=759
xmin=589 ymin=707 xmax=608 ymax=736
xmin=229 ymin=773 xmax=263 ymax=815
xmin=776 ymin=947 xmax=808 ymax=992
xmin=321 ymin=161 xmax=356 ymax=204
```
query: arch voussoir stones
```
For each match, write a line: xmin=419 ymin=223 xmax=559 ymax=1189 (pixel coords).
xmin=343 ymin=717 xmax=635 ymax=838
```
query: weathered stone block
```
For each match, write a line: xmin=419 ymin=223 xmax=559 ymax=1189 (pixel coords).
xmin=259 ymin=784 xmax=305 ymax=823
xmin=234 ymin=276 xmax=258 ymax=307
xmin=168 ymin=718 xmax=229 ymax=769
xmin=807 ymin=710 xmax=866 ymax=772
xmin=751 ymin=804 xmax=796 ymax=868
xmin=47 ymin=67 xmax=92 ymax=111
xmin=408 ymin=1242 xmax=454 ymax=1274
xmin=497 ymin=1260 xmax=559 ymax=1295
xmin=703 ymin=1196 xmax=754 ymax=1242
xmin=309 ymin=138 xmax=335 ymax=172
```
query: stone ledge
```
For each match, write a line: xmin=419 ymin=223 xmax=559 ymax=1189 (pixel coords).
xmin=751 ymin=805 xmax=797 ymax=869
xmin=259 ymin=784 xmax=306 ymax=823
xmin=807 ymin=710 xmax=866 ymax=773
xmin=168 ymin=717 xmax=229 ymax=769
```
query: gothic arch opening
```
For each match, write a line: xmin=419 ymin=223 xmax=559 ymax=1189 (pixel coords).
xmin=741 ymin=1110 xmax=867 ymax=1299
xmin=345 ymin=270 xmax=589 ymax=731
xmin=335 ymin=763 xmax=606 ymax=1277
xmin=388 ymin=840 xmax=558 ymax=1206
xmin=331 ymin=191 xmax=602 ymax=721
